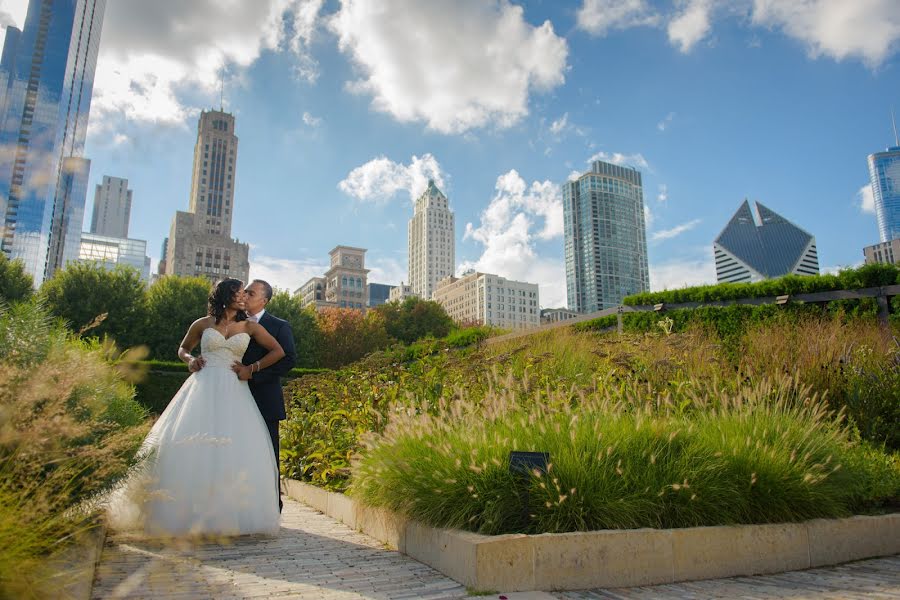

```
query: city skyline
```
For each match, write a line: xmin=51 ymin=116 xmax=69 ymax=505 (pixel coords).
xmin=0 ymin=1 xmax=897 ymax=307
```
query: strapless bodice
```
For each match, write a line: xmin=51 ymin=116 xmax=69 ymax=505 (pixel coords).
xmin=200 ymin=329 xmax=250 ymax=368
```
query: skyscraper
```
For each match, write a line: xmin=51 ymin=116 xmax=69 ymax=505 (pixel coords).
xmin=713 ymin=200 xmax=819 ymax=283
xmin=867 ymin=144 xmax=900 ymax=243
xmin=91 ymin=175 xmax=132 ymax=238
xmin=408 ymin=180 xmax=454 ymax=299
xmin=563 ymin=160 xmax=649 ymax=313
xmin=0 ymin=0 xmax=106 ymax=285
xmin=165 ymin=109 xmax=249 ymax=282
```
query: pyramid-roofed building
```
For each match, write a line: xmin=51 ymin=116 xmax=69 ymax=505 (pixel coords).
xmin=713 ymin=200 xmax=819 ymax=283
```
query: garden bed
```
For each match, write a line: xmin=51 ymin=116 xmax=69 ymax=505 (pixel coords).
xmin=284 ymin=479 xmax=900 ymax=592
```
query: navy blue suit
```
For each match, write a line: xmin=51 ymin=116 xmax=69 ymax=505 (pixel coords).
xmin=243 ymin=311 xmax=296 ymax=510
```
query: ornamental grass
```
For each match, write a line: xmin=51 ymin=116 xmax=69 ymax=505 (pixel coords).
xmin=351 ymin=372 xmax=899 ymax=535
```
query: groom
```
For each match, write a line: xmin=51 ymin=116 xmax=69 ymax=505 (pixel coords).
xmin=232 ymin=279 xmax=297 ymax=512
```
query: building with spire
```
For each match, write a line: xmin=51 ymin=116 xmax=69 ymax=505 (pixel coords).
xmin=867 ymin=115 xmax=900 ymax=243
xmin=0 ymin=0 xmax=107 ymax=285
xmin=408 ymin=180 xmax=455 ymax=299
xmin=164 ymin=109 xmax=249 ymax=282
xmin=563 ymin=159 xmax=649 ymax=312
xmin=714 ymin=200 xmax=819 ymax=283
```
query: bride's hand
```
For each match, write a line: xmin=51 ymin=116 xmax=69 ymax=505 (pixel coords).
xmin=188 ymin=355 xmax=206 ymax=372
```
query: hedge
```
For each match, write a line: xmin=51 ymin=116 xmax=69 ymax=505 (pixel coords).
xmin=623 ymin=263 xmax=900 ymax=306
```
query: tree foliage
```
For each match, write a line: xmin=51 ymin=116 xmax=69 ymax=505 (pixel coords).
xmin=266 ymin=291 xmax=323 ymax=368
xmin=374 ymin=297 xmax=455 ymax=344
xmin=143 ymin=275 xmax=211 ymax=359
xmin=316 ymin=307 xmax=390 ymax=369
xmin=40 ymin=262 xmax=147 ymax=349
xmin=0 ymin=253 xmax=33 ymax=303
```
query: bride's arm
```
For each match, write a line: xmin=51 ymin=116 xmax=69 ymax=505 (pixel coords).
xmin=178 ymin=317 xmax=209 ymax=372
xmin=232 ymin=323 xmax=285 ymax=381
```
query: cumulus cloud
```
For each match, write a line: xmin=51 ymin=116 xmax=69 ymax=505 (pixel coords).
xmin=329 ymin=0 xmax=568 ymax=134
xmin=576 ymin=0 xmax=660 ymax=36
xmin=587 ymin=151 xmax=650 ymax=170
xmin=550 ymin=113 xmax=569 ymax=135
xmin=651 ymin=218 xmax=702 ymax=241
xmin=650 ymin=257 xmax=717 ymax=291
xmin=857 ymin=184 xmax=875 ymax=214
xmin=668 ymin=0 xmax=715 ymax=53
xmin=460 ymin=170 xmax=565 ymax=307
xmin=751 ymin=0 xmax=900 ymax=66
xmin=302 ymin=111 xmax=322 ymax=127
xmin=91 ymin=0 xmax=324 ymax=129
xmin=338 ymin=153 xmax=446 ymax=203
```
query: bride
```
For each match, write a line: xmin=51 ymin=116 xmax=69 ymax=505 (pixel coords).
xmin=108 ymin=278 xmax=284 ymax=536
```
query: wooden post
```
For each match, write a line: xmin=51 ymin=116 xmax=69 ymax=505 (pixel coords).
xmin=876 ymin=288 xmax=890 ymax=331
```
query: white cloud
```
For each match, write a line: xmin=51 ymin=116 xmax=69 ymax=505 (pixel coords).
xmin=651 ymin=218 xmax=702 ymax=241
xmin=657 ymin=111 xmax=676 ymax=131
xmin=650 ymin=257 xmax=717 ymax=291
xmin=91 ymin=0 xmax=324 ymax=130
xmin=329 ymin=0 xmax=568 ymax=134
xmin=576 ymin=0 xmax=660 ymax=36
xmin=338 ymin=153 xmax=446 ymax=203
xmin=568 ymin=170 xmax=582 ymax=182
xmin=644 ymin=204 xmax=654 ymax=228
xmin=460 ymin=170 xmax=566 ymax=307
xmin=857 ymin=184 xmax=876 ymax=214
xmin=668 ymin=0 xmax=715 ymax=53
xmin=248 ymin=254 xmax=329 ymax=293
xmin=550 ymin=113 xmax=569 ymax=135
xmin=657 ymin=183 xmax=669 ymax=203
xmin=587 ymin=151 xmax=650 ymax=170
xmin=367 ymin=256 xmax=408 ymax=285
xmin=751 ymin=0 xmax=900 ymax=66
xmin=302 ymin=111 xmax=323 ymax=127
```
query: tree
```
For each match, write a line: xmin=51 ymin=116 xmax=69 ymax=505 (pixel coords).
xmin=40 ymin=262 xmax=147 ymax=349
xmin=144 ymin=275 xmax=211 ymax=359
xmin=266 ymin=291 xmax=323 ymax=368
xmin=0 ymin=253 xmax=34 ymax=303
xmin=375 ymin=297 xmax=454 ymax=344
xmin=316 ymin=307 xmax=390 ymax=368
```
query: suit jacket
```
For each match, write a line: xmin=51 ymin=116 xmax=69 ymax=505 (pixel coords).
xmin=242 ymin=312 xmax=297 ymax=421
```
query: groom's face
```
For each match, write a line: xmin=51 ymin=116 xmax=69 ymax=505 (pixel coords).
xmin=244 ymin=282 xmax=268 ymax=316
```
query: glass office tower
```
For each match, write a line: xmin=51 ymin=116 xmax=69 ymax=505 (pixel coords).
xmin=0 ymin=0 xmax=106 ymax=285
xmin=563 ymin=160 xmax=649 ymax=313
xmin=868 ymin=145 xmax=900 ymax=243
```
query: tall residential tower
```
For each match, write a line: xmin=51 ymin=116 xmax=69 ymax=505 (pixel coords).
xmin=563 ymin=160 xmax=649 ymax=313
xmin=165 ymin=110 xmax=249 ymax=282
xmin=90 ymin=175 xmax=132 ymax=238
xmin=0 ymin=0 xmax=107 ymax=284
xmin=867 ymin=143 xmax=900 ymax=244
xmin=408 ymin=180 xmax=455 ymax=299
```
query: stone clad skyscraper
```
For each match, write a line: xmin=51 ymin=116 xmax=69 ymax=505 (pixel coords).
xmin=563 ymin=160 xmax=649 ymax=313
xmin=408 ymin=180 xmax=454 ymax=299
xmin=165 ymin=110 xmax=249 ymax=282
xmin=0 ymin=0 xmax=107 ymax=284
xmin=90 ymin=175 xmax=132 ymax=238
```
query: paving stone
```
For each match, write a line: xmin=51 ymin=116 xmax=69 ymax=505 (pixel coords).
xmin=92 ymin=498 xmax=899 ymax=599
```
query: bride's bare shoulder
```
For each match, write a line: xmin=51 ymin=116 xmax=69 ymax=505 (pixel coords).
xmin=189 ymin=315 xmax=215 ymax=331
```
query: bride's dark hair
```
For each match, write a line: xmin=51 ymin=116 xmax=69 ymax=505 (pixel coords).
xmin=208 ymin=279 xmax=248 ymax=324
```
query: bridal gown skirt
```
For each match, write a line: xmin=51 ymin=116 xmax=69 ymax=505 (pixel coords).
xmin=109 ymin=360 xmax=280 ymax=537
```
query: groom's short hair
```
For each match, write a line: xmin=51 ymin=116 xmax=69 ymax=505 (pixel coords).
xmin=251 ymin=279 xmax=273 ymax=302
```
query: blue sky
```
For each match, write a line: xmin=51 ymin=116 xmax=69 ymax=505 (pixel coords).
xmin=2 ymin=0 xmax=898 ymax=308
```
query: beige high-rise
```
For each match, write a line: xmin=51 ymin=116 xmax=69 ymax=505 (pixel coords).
xmin=434 ymin=271 xmax=540 ymax=330
xmin=408 ymin=180 xmax=455 ymax=299
xmin=91 ymin=176 xmax=132 ymax=238
xmin=165 ymin=110 xmax=249 ymax=282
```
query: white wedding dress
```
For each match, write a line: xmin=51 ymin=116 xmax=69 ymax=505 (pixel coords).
xmin=108 ymin=328 xmax=280 ymax=536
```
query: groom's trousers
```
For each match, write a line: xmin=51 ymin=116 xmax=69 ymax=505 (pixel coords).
xmin=265 ymin=419 xmax=283 ymax=512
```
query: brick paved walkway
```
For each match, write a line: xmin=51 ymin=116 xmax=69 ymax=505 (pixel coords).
xmin=92 ymin=498 xmax=899 ymax=599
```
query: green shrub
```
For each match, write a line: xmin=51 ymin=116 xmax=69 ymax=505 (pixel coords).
xmin=624 ymin=263 xmax=899 ymax=306
xmin=352 ymin=377 xmax=899 ymax=535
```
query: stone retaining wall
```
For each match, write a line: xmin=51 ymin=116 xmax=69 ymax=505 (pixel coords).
xmin=284 ymin=479 xmax=900 ymax=592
